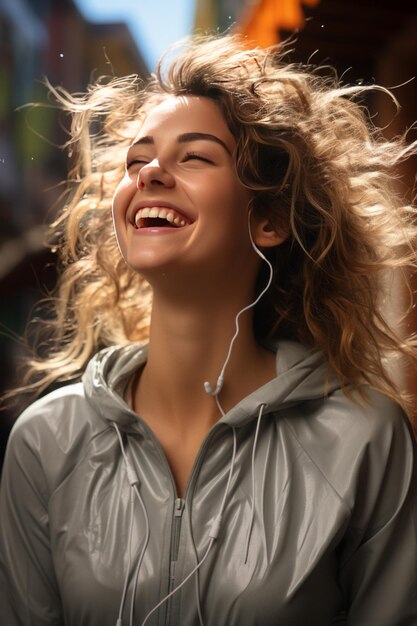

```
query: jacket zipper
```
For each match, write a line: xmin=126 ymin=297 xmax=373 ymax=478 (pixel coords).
xmin=166 ymin=497 xmax=185 ymax=625
xmin=131 ymin=418 xmax=223 ymax=622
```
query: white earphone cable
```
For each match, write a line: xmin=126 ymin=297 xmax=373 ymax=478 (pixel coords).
xmin=204 ymin=210 xmax=274 ymax=411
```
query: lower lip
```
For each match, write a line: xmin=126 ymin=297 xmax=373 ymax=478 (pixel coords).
xmin=132 ymin=225 xmax=191 ymax=234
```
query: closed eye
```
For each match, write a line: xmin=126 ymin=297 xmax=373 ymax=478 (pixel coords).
xmin=126 ymin=159 xmax=148 ymax=169
xmin=183 ymin=152 xmax=214 ymax=164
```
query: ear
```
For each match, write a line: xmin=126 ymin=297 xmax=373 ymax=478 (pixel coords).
xmin=251 ymin=216 xmax=288 ymax=248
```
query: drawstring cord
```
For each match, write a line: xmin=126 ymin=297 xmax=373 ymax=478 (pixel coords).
xmin=116 ymin=488 xmax=135 ymax=626
xmin=194 ymin=566 xmax=204 ymax=626
xmin=113 ymin=423 xmax=150 ymax=626
xmin=244 ymin=403 xmax=266 ymax=564
xmin=129 ymin=483 xmax=150 ymax=626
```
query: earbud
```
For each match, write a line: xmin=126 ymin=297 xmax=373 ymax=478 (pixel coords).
xmin=203 ymin=375 xmax=224 ymax=396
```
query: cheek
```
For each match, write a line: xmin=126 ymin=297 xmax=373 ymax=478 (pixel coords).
xmin=188 ymin=175 xmax=250 ymax=215
xmin=111 ymin=177 xmax=132 ymax=256
xmin=212 ymin=182 xmax=251 ymax=227
xmin=112 ymin=175 xmax=132 ymax=213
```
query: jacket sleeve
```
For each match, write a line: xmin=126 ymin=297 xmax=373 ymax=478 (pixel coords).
xmin=0 ymin=415 xmax=63 ymax=625
xmin=339 ymin=408 xmax=417 ymax=626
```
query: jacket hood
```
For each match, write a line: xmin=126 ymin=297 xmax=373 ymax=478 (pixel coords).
xmin=82 ymin=340 xmax=341 ymax=429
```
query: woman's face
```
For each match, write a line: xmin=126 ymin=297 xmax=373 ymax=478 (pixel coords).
xmin=112 ymin=95 xmax=256 ymax=288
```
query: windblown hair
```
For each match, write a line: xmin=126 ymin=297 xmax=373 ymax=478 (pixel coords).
xmin=10 ymin=34 xmax=417 ymax=408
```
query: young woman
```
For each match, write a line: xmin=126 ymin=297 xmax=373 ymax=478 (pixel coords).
xmin=0 ymin=35 xmax=416 ymax=626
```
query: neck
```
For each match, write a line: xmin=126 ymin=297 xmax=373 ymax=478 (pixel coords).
xmin=133 ymin=287 xmax=276 ymax=429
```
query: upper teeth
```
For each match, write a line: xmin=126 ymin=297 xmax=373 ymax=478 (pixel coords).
xmin=134 ymin=207 xmax=188 ymax=228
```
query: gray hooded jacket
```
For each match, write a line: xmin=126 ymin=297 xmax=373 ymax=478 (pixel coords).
xmin=0 ymin=340 xmax=416 ymax=625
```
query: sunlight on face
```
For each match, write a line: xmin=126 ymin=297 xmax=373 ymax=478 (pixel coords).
xmin=112 ymin=96 xmax=254 ymax=287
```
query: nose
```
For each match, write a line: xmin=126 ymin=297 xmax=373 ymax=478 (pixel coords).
xmin=137 ymin=158 xmax=175 ymax=190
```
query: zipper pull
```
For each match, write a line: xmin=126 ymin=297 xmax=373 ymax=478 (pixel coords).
xmin=170 ymin=498 xmax=186 ymax=589
xmin=174 ymin=498 xmax=185 ymax=518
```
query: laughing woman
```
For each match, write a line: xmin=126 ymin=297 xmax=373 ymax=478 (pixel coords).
xmin=1 ymin=35 xmax=417 ymax=626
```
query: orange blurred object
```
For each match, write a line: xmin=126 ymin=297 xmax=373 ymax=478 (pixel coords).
xmin=237 ymin=0 xmax=320 ymax=47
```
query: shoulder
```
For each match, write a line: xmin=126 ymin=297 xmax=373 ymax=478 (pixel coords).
xmin=286 ymin=385 xmax=413 ymax=453
xmin=4 ymin=383 xmax=110 ymax=496
xmin=9 ymin=381 xmax=107 ymax=445
xmin=283 ymin=387 xmax=416 ymax=516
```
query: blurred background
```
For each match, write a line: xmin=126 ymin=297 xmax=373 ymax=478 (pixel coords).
xmin=1 ymin=0 xmax=417 ymax=463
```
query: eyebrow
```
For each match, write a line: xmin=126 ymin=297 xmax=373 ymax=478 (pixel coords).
xmin=132 ymin=132 xmax=231 ymax=154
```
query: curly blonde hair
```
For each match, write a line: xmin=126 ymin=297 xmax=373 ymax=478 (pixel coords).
xmin=10 ymin=34 xmax=417 ymax=408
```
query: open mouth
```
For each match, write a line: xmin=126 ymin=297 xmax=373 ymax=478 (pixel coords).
xmin=134 ymin=207 xmax=191 ymax=229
